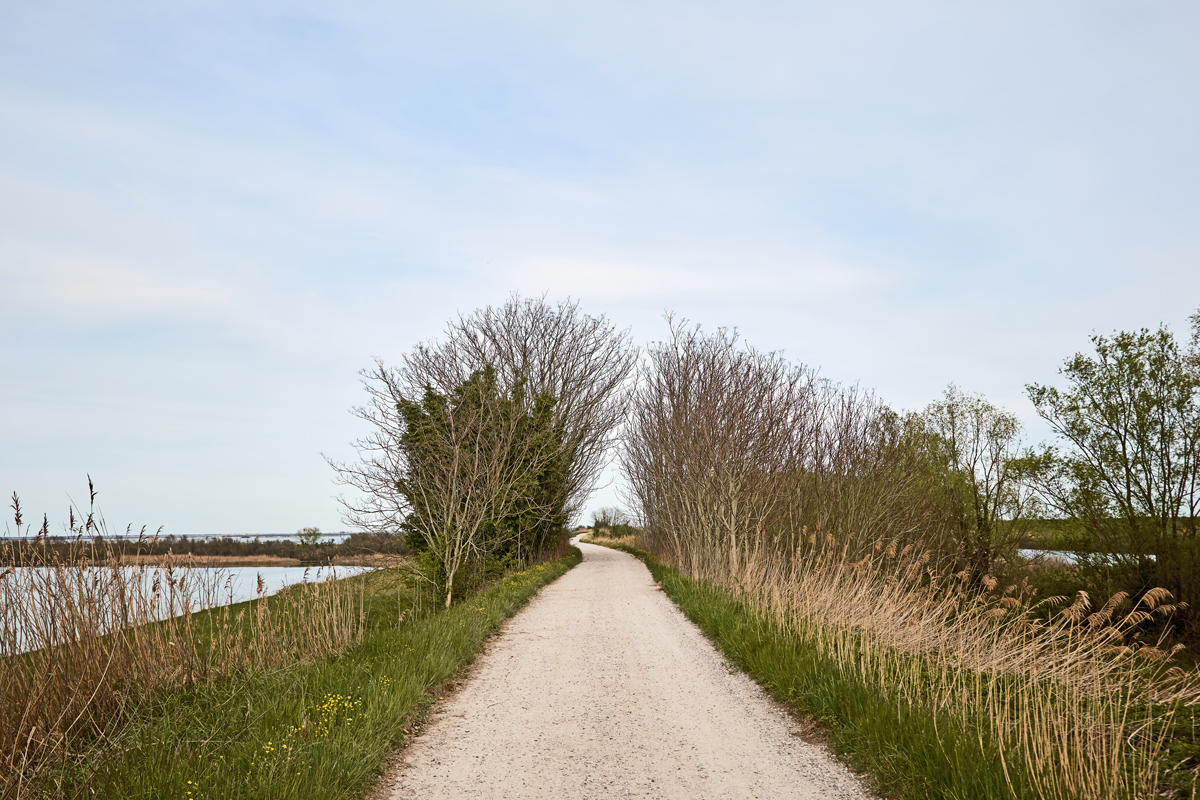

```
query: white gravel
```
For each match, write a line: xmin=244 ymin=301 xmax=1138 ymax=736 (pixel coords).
xmin=385 ymin=538 xmax=875 ymax=800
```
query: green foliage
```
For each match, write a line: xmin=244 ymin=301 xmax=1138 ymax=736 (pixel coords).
xmin=1160 ymin=704 xmax=1200 ymax=799
xmin=296 ymin=527 xmax=324 ymax=547
xmin=1027 ymin=325 xmax=1200 ymax=638
xmin=482 ymin=384 xmax=571 ymax=565
xmin=607 ymin=523 xmax=640 ymax=538
xmin=588 ymin=507 xmax=640 ymax=539
xmin=338 ymin=531 xmax=407 ymax=555
xmin=394 ymin=365 xmax=569 ymax=604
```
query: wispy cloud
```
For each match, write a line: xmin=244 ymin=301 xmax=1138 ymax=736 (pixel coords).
xmin=2 ymin=0 xmax=1198 ymax=530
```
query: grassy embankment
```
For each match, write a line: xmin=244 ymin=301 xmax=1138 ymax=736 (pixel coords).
xmin=2 ymin=542 xmax=580 ymax=799
xmin=584 ymin=531 xmax=1199 ymax=800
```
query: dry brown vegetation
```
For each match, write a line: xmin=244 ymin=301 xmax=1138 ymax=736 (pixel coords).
xmin=731 ymin=534 xmax=1192 ymax=798
xmin=580 ymin=528 xmax=647 ymax=550
xmin=621 ymin=319 xmax=1200 ymax=799
xmin=0 ymin=494 xmax=365 ymax=798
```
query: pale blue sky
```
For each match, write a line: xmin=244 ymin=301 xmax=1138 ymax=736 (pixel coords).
xmin=3 ymin=1 xmax=1199 ymax=534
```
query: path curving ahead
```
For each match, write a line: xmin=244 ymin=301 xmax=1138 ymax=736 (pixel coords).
xmin=385 ymin=538 xmax=874 ymax=800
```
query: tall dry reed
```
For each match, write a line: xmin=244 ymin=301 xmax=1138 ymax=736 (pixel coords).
xmin=645 ymin=526 xmax=1199 ymax=799
xmin=0 ymin=492 xmax=365 ymax=798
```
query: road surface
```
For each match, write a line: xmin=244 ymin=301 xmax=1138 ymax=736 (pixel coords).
xmin=385 ymin=538 xmax=873 ymax=800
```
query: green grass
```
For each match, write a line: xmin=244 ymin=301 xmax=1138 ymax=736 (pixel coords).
xmin=599 ymin=542 xmax=1042 ymax=800
xmin=63 ymin=549 xmax=580 ymax=800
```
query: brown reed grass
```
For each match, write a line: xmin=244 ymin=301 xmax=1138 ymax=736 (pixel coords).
xmin=581 ymin=529 xmax=648 ymax=551
xmin=649 ymin=528 xmax=1200 ymax=800
xmin=0 ymin=494 xmax=365 ymax=799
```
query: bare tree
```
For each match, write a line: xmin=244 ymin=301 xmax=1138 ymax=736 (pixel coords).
xmin=331 ymin=363 xmax=561 ymax=607
xmin=329 ymin=296 xmax=634 ymax=604
xmin=790 ymin=385 xmax=950 ymax=559
xmin=423 ymin=295 xmax=637 ymax=523
xmin=921 ymin=384 xmax=1032 ymax=583
xmin=622 ymin=317 xmax=955 ymax=580
xmin=621 ymin=318 xmax=816 ymax=577
xmin=590 ymin=507 xmax=630 ymax=530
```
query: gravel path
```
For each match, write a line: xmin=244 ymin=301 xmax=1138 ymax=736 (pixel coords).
xmin=385 ymin=538 xmax=874 ymax=800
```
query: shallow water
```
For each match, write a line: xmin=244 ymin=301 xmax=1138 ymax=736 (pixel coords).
xmin=195 ymin=565 xmax=371 ymax=606
xmin=1016 ymin=548 xmax=1155 ymax=564
xmin=1017 ymin=548 xmax=1079 ymax=563
xmin=0 ymin=564 xmax=372 ymax=655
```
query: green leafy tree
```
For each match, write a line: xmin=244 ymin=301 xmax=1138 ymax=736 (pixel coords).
xmin=419 ymin=296 xmax=637 ymax=526
xmin=335 ymin=363 xmax=567 ymax=607
xmin=1027 ymin=325 xmax=1200 ymax=634
xmin=489 ymin=396 xmax=570 ymax=564
xmin=332 ymin=297 xmax=634 ymax=604
xmin=296 ymin=527 xmax=323 ymax=547
xmin=391 ymin=366 xmax=564 ymax=606
xmin=406 ymin=372 xmax=570 ymax=574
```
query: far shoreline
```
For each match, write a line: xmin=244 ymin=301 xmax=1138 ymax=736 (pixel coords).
xmin=98 ymin=553 xmax=406 ymax=568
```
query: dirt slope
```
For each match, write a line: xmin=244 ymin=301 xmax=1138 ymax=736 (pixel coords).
xmin=385 ymin=538 xmax=874 ymax=800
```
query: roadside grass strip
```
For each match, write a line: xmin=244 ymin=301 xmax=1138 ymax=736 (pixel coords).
xmin=598 ymin=542 xmax=1186 ymax=800
xmin=77 ymin=549 xmax=581 ymax=800
xmin=643 ymin=557 xmax=1016 ymax=799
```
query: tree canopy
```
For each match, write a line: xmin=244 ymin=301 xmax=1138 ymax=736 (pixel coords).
xmin=330 ymin=296 xmax=634 ymax=606
xmin=1028 ymin=325 xmax=1200 ymax=634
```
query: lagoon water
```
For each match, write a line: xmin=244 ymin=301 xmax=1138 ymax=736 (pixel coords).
xmin=5 ymin=564 xmax=371 ymax=607
xmin=1017 ymin=548 xmax=1079 ymax=563
xmin=1 ymin=564 xmax=373 ymax=655
xmin=1016 ymin=549 xmax=1155 ymax=564
xmin=200 ymin=564 xmax=371 ymax=606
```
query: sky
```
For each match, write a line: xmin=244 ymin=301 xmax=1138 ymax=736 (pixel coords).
xmin=2 ymin=1 xmax=1199 ymax=535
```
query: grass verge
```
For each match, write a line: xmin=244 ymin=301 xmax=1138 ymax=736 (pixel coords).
xmin=52 ymin=548 xmax=580 ymax=800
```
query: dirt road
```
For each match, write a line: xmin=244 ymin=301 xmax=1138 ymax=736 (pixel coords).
xmin=385 ymin=538 xmax=873 ymax=799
